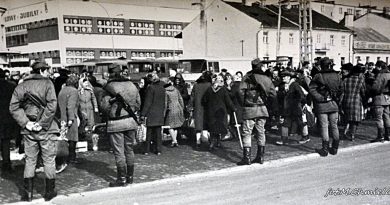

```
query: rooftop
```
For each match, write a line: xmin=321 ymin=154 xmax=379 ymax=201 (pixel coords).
xmin=352 ymin=27 xmax=390 ymax=42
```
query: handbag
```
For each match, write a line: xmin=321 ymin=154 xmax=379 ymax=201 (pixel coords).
xmin=56 ymin=140 xmax=69 ymax=158
xmin=184 ymin=111 xmax=195 ymax=128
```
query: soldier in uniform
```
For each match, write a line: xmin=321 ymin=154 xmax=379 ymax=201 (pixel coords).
xmin=9 ymin=61 xmax=59 ymax=201
xmin=100 ymin=64 xmax=141 ymax=187
xmin=237 ymin=59 xmax=276 ymax=165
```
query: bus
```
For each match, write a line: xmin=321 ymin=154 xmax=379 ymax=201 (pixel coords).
xmin=178 ymin=57 xmax=253 ymax=81
xmin=66 ymin=58 xmax=179 ymax=82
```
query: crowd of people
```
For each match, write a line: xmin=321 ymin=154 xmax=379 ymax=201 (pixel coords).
xmin=0 ymin=56 xmax=389 ymax=202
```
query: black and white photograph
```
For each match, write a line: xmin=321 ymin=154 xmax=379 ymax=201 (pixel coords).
xmin=0 ymin=0 xmax=390 ymax=204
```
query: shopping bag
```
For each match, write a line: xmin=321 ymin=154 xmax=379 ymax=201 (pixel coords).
xmin=56 ymin=140 xmax=69 ymax=158
xmin=183 ymin=112 xmax=195 ymax=128
xmin=136 ymin=123 xmax=147 ymax=143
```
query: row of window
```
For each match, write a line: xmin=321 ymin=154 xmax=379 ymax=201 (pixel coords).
xmin=356 ymin=56 xmax=390 ymax=64
xmin=65 ymin=49 xmax=181 ymax=64
xmin=262 ymin=32 xmax=347 ymax=46
xmin=63 ymin=16 xmax=184 ymax=37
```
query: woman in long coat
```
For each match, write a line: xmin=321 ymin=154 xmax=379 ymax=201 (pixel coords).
xmin=58 ymin=75 xmax=79 ymax=166
xmin=164 ymin=78 xmax=185 ymax=147
xmin=191 ymin=71 xmax=212 ymax=147
xmin=340 ymin=64 xmax=366 ymax=141
xmin=202 ymin=75 xmax=235 ymax=150
xmin=78 ymin=79 xmax=98 ymax=133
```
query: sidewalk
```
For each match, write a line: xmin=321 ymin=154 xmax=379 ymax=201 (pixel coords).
xmin=0 ymin=121 xmax=379 ymax=204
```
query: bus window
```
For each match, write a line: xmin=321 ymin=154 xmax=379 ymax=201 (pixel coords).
xmin=208 ymin=61 xmax=219 ymax=73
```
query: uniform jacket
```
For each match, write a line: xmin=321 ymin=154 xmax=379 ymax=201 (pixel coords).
xmin=371 ymin=68 xmax=390 ymax=106
xmin=101 ymin=77 xmax=141 ymax=132
xmin=9 ymin=74 xmax=59 ymax=140
xmin=202 ymin=86 xmax=235 ymax=134
xmin=340 ymin=73 xmax=366 ymax=122
xmin=239 ymin=70 xmax=277 ymax=120
xmin=227 ymin=81 xmax=243 ymax=124
xmin=58 ymin=85 xmax=79 ymax=141
xmin=309 ymin=70 xmax=342 ymax=114
xmin=140 ymin=80 xmax=166 ymax=127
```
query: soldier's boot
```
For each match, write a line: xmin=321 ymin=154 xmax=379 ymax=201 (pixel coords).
xmin=44 ymin=178 xmax=57 ymax=201
xmin=21 ymin=178 xmax=33 ymax=202
xmin=126 ymin=165 xmax=134 ymax=184
xmin=237 ymin=147 xmax=251 ymax=166
xmin=316 ymin=141 xmax=329 ymax=157
xmin=385 ymin=128 xmax=390 ymax=141
xmin=329 ymin=140 xmax=339 ymax=155
xmin=251 ymin=145 xmax=265 ymax=164
xmin=371 ymin=128 xmax=384 ymax=143
xmin=109 ymin=167 xmax=127 ymax=187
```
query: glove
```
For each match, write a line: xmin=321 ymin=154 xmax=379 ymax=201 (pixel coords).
xmin=32 ymin=122 xmax=42 ymax=132
xmin=68 ymin=120 xmax=73 ymax=127
xmin=94 ymin=108 xmax=99 ymax=113
xmin=26 ymin=121 xmax=35 ymax=131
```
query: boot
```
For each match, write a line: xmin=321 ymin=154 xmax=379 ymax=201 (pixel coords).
xmin=237 ymin=147 xmax=251 ymax=166
xmin=21 ymin=178 xmax=33 ymax=201
xmin=216 ymin=135 xmax=222 ymax=148
xmin=126 ymin=165 xmax=134 ymax=184
xmin=315 ymin=141 xmax=329 ymax=157
xmin=251 ymin=145 xmax=265 ymax=164
xmin=68 ymin=141 xmax=79 ymax=164
xmin=44 ymin=178 xmax=57 ymax=201
xmin=109 ymin=167 xmax=127 ymax=187
xmin=208 ymin=137 xmax=217 ymax=151
xmin=371 ymin=128 xmax=384 ymax=143
xmin=385 ymin=128 xmax=390 ymax=141
xmin=329 ymin=140 xmax=339 ymax=155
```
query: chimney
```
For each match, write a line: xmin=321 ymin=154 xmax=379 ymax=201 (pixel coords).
xmin=344 ymin=13 xmax=354 ymax=27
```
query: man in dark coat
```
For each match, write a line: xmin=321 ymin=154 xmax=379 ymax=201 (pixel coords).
xmin=140 ymin=73 xmax=166 ymax=155
xmin=237 ymin=59 xmax=277 ymax=165
xmin=54 ymin=68 xmax=69 ymax=96
xmin=309 ymin=57 xmax=342 ymax=156
xmin=370 ymin=61 xmax=390 ymax=142
xmin=101 ymin=63 xmax=141 ymax=187
xmin=9 ymin=61 xmax=59 ymax=201
xmin=0 ymin=69 xmax=17 ymax=172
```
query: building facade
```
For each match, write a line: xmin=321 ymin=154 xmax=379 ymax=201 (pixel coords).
xmin=182 ymin=1 xmax=353 ymax=69
xmin=349 ymin=12 xmax=390 ymax=65
xmin=1 ymin=0 xmax=199 ymax=68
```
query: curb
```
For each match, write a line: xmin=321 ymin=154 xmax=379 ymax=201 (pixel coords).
xmin=9 ymin=141 xmax=389 ymax=205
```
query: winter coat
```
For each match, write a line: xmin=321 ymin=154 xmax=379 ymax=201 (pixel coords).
xmin=202 ymin=86 xmax=235 ymax=134
xmin=54 ymin=74 xmax=68 ymax=96
xmin=165 ymin=85 xmax=185 ymax=128
xmin=58 ymin=85 xmax=79 ymax=141
xmin=340 ymin=73 xmax=366 ymax=122
xmin=371 ymin=69 xmax=390 ymax=106
xmin=141 ymin=81 xmax=167 ymax=127
xmin=227 ymin=81 xmax=243 ymax=124
xmin=0 ymin=79 xmax=16 ymax=125
xmin=101 ymin=78 xmax=141 ymax=133
xmin=78 ymin=88 xmax=98 ymax=127
xmin=280 ymin=81 xmax=306 ymax=117
xmin=9 ymin=74 xmax=59 ymax=140
xmin=309 ymin=71 xmax=342 ymax=114
xmin=239 ymin=71 xmax=277 ymax=120
xmin=191 ymin=81 xmax=211 ymax=131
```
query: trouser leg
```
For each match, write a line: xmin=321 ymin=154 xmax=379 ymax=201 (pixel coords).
xmin=40 ymin=138 xmax=57 ymax=179
xmin=23 ymin=136 xmax=39 ymax=178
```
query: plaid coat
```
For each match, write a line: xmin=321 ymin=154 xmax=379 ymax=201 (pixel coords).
xmin=340 ymin=73 xmax=366 ymax=122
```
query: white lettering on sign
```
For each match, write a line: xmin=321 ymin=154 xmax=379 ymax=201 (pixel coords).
xmin=354 ymin=41 xmax=390 ymax=51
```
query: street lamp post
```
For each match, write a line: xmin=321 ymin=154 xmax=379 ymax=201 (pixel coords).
xmin=83 ymin=0 xmax=115 ymax=56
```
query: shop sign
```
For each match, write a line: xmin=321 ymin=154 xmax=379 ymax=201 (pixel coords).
xmin=354 ymin=41 xmax=390 ymax=50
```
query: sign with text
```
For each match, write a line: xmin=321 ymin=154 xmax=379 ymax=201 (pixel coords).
xmin=3 ymin=2 xmax=48 ymax=23
xmin=354 ymin=41 xmax=390 ymax=50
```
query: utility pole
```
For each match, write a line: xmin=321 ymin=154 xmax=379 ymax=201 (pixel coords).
xmin=299 ymin=0 xmax=313 ymax=68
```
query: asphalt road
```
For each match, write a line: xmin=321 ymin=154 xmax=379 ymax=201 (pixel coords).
xmin=18 ymin=142 xmax=390 ymax=205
